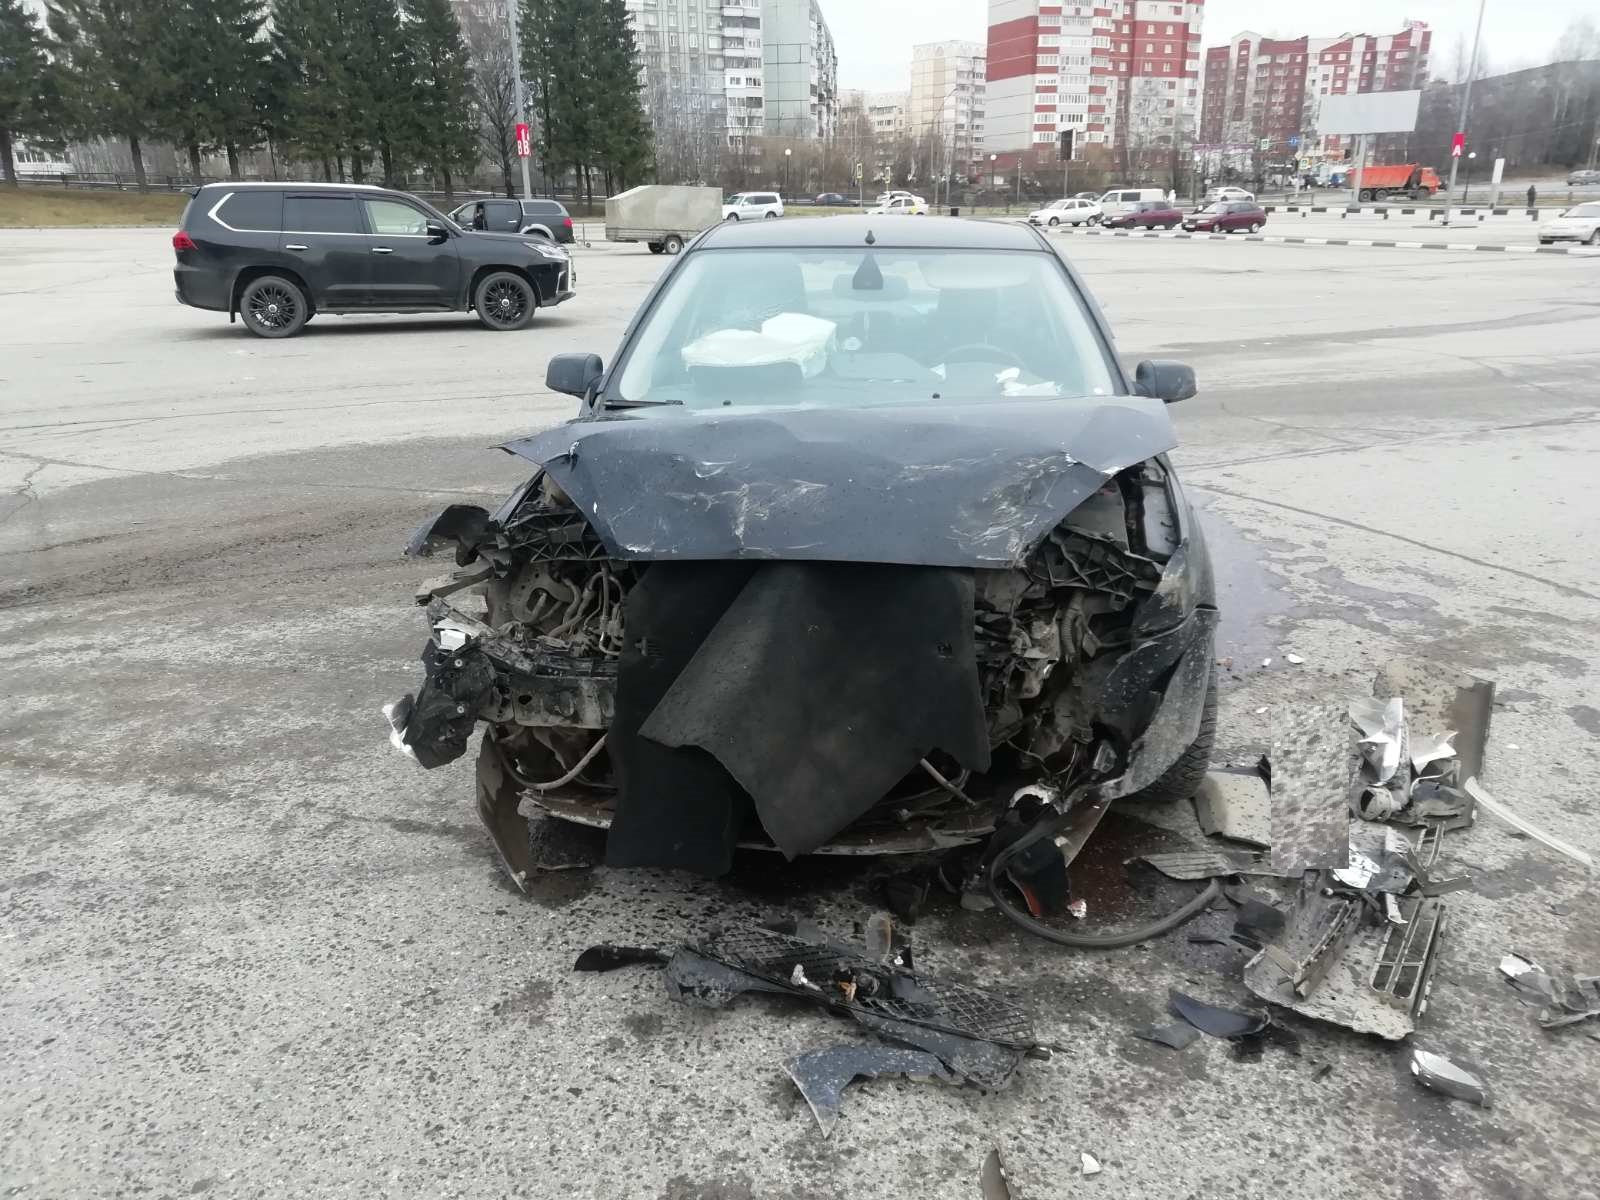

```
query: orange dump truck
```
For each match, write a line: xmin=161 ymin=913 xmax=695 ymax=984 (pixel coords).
xmin=1349 ymin=164 xmax=1444 ymax=202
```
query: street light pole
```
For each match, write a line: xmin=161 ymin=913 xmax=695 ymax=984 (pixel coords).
xmin=1442 ymin=0 xmax=1487 ymax=227
xmin=506 ymin=0 xmax=532 ymax=200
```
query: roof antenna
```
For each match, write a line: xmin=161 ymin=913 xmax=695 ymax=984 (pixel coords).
xmin=864 ymin=229 xmax=876 ymax=245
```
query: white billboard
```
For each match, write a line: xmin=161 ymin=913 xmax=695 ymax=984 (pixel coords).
xmin=1315 ymin=90 xmax=1421 ymax=136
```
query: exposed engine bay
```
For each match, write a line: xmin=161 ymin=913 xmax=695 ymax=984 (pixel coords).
xmin=389 ymin=405 xmax=1217 ymax=887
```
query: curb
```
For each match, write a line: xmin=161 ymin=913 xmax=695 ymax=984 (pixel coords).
xmin=1042 ymin=225 xmax=1599 ymax=255
xmin=1259 ymin=204 xmax=1561 ymax=218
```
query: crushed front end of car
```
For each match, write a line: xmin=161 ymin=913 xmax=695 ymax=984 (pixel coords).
xmin=387 ymin=398 xmax=1217 ymax=890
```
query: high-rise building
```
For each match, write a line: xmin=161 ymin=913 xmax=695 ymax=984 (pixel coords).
xmin=909 ymin=41 xmax=986 ymax=170
xmin=1199 ymin=21 xmax=1431 ymax=160
xmin=763 ymin=0 xmax=838 ymax=138
xmin=624 ymin=0 xmax=838 ymax=144
xmin=985 ymin=2 xmax=1204 ymax=160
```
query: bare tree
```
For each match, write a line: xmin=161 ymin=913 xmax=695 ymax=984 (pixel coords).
xmin=1553 ymin=17 xmax=1600 ymax=63
xmin=458 ymin=2 xmax=517 ymax=195
xmin=645 ymin=69 xmax=722 ymax=184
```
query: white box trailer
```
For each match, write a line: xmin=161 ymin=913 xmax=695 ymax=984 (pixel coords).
xmin=605 ymin=185 xmax=722 ymax=255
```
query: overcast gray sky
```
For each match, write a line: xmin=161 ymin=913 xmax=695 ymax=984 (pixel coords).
xmin=831 ymin=1 xmax=1594 ymax=92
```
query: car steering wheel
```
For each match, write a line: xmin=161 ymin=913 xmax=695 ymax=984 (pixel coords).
xmin=944 ymin=343 xmax=1027 ymax=369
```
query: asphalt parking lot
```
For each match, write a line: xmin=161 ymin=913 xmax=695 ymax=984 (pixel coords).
xmin=3 ymin=226 xmax=1599 ymax=1199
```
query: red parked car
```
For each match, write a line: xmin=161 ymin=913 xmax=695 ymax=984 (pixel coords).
xmin=1103 ymin=200 xmax=1183 ymax=230
xmin=1183 ymin=201 xmax=1267 ymax=234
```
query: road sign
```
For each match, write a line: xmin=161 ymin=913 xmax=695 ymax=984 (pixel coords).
xmin=1258 ymin=138 xmax=1270 ymax=151
xmin=1450 ymin=132 xmax=1464 ymax=158
xmin=1287 ymin=135 xmax=1300 ymax=148
xmin=515 ymin=123 xmax=531 ymax=158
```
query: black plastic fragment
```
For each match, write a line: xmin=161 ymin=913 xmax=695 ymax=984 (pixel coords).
xmin=1234 ymin=899 xmax=1287 ymax=939
xmin=1133 ymin=1021 xmax=1201 ymax=1050
xmin=1232 ymin=1019 xmax=1302 ymax=1061
xmin=1167 ymin=989 xmax=1269 ymax=1039
xmin=573 ymin=945 xmax=669 ymax=973
xmin=784 ymin=1044 xmax=956 ymax=1136
xmin=851 ymin=1012 xmax=1024 ymax=1091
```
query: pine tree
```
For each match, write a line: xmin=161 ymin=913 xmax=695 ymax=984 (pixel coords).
xmin=344 ymin=0 xmax=419 ymax=185
xmin=519 ymin=0 xmax=564 ymax=192
xmin=157 ymin=0 xmax=270 ymax=180
xmin=270 ymin=0 xmax=358 ymax=180
xmin=405 ymin=0 xmax=476 ymax=198
xmin=589 ymin=0 xmax=651 ymax=193
xmin=0 ymin=0 xmax=62 ymax=186
xmin=46 ymin=0 xmax=171 ymax=190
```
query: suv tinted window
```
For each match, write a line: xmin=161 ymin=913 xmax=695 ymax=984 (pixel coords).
xmin=214 ymin=190 xmax=282 ymax=231
xmin=363 ymin=198 xmax=429 ymax=235
xmin=284 ymin=195 xmax=362 ymax=234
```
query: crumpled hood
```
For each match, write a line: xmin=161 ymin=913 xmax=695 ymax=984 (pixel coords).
xmin=499 ymin=397 xmax=1176 ymax=567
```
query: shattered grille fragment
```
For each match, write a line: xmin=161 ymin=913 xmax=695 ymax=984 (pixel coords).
xmin=684 ymin=924 xmax=1035 ymax=1049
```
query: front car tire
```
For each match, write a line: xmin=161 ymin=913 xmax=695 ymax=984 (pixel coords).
xmin=474 ymin=271 xmax=536 ymax=332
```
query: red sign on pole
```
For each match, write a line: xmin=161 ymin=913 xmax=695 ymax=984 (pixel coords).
xmin=1450 ymin=132 xmax=1464 ymax=158
xmin=515 ymin=123 xmax=531 ymax=159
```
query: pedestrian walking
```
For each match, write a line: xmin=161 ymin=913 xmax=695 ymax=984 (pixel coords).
xmin=1526 ymin=183 xmax=1537 ymax=211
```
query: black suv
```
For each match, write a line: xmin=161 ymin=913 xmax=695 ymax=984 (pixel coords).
xmin=447 ymin=197 xmax=575 ymax=243
xmin=172 ymin=182 xmax=576 ymax=338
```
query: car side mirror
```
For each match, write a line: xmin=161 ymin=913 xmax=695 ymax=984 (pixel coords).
xmin=1133 ymin=359 xmax=1197 ymax=403
xmin=546 ymin=352 xmax=604 ymax=398
xmin=426 ymin=221 xmax=448 ymax=242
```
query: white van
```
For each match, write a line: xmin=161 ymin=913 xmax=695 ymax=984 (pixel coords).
xmin=1098 ymin=187 xmax=1168 ymax=215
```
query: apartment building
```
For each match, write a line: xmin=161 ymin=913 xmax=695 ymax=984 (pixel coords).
xmin=867 ymin=91 xmax=910 ymax=141
xmin=909 ymin=41 xmax=986 ymax=169
xmin=762 ymin=0 xmax=838 ymax=137
xmin=1199 ymin=21 xmax=1431 ymax=159
xmin=986 ymin=1 xmax=1204 ymax=159
xmin=624 ymin=0 xmax=838 ymax=143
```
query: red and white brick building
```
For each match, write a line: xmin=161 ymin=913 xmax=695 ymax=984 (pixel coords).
xmin=985 ymin=1 xmax=1205 ymax=164
xmin=1199 ymin=21 xmax=1431 ymax=162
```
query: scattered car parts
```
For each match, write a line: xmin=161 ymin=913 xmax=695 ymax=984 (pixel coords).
xmin=1409 ymin=1048 xmax=1491 ymax=1107
xmin=785 ymin=1044 xmax=956 ymax=1137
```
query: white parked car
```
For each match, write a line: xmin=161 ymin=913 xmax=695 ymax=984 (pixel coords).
xmin=1028 ymin=198 xmax=1103 ymax=227
xmin=866 ymin=195 xmax=929 ymax=215
xmin=722 ymin=191 xmax=784 ymax=220
xmin=1538 ymin=202 xmax=1600 ymax=246
xmin=874 ymin=190 xmax=924 ymax=206
xmin=1203 ymin=186 xmax=1255 ymax=204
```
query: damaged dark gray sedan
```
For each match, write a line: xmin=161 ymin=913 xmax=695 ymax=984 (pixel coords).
xmin=388 ymin=216 xmax=1217 ymax=889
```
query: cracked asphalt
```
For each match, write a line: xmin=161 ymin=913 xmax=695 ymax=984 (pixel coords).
xmin=3 ymin=227 xmax=1599 ymax=1199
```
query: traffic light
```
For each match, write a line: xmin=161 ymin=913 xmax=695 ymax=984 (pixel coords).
xmin=1059 ymin=129 xmax=1075 ymax=162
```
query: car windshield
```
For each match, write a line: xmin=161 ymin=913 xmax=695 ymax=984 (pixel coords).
xmin=1046 ymin=199 xmax=1069 ymax=209
xmin=610 ymin=247 xmax=1117 ymax=409
xmin=1198 ymin=204 xmax=1224 ymax=213
xmin=1562 ymin=203 xmax=1600 ymax=217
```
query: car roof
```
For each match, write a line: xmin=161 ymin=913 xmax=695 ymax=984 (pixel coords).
xmin=198 ymin=181 xmax=389 ymax=192
xmin=697 ymin=214 xmax=1044 ymax=252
